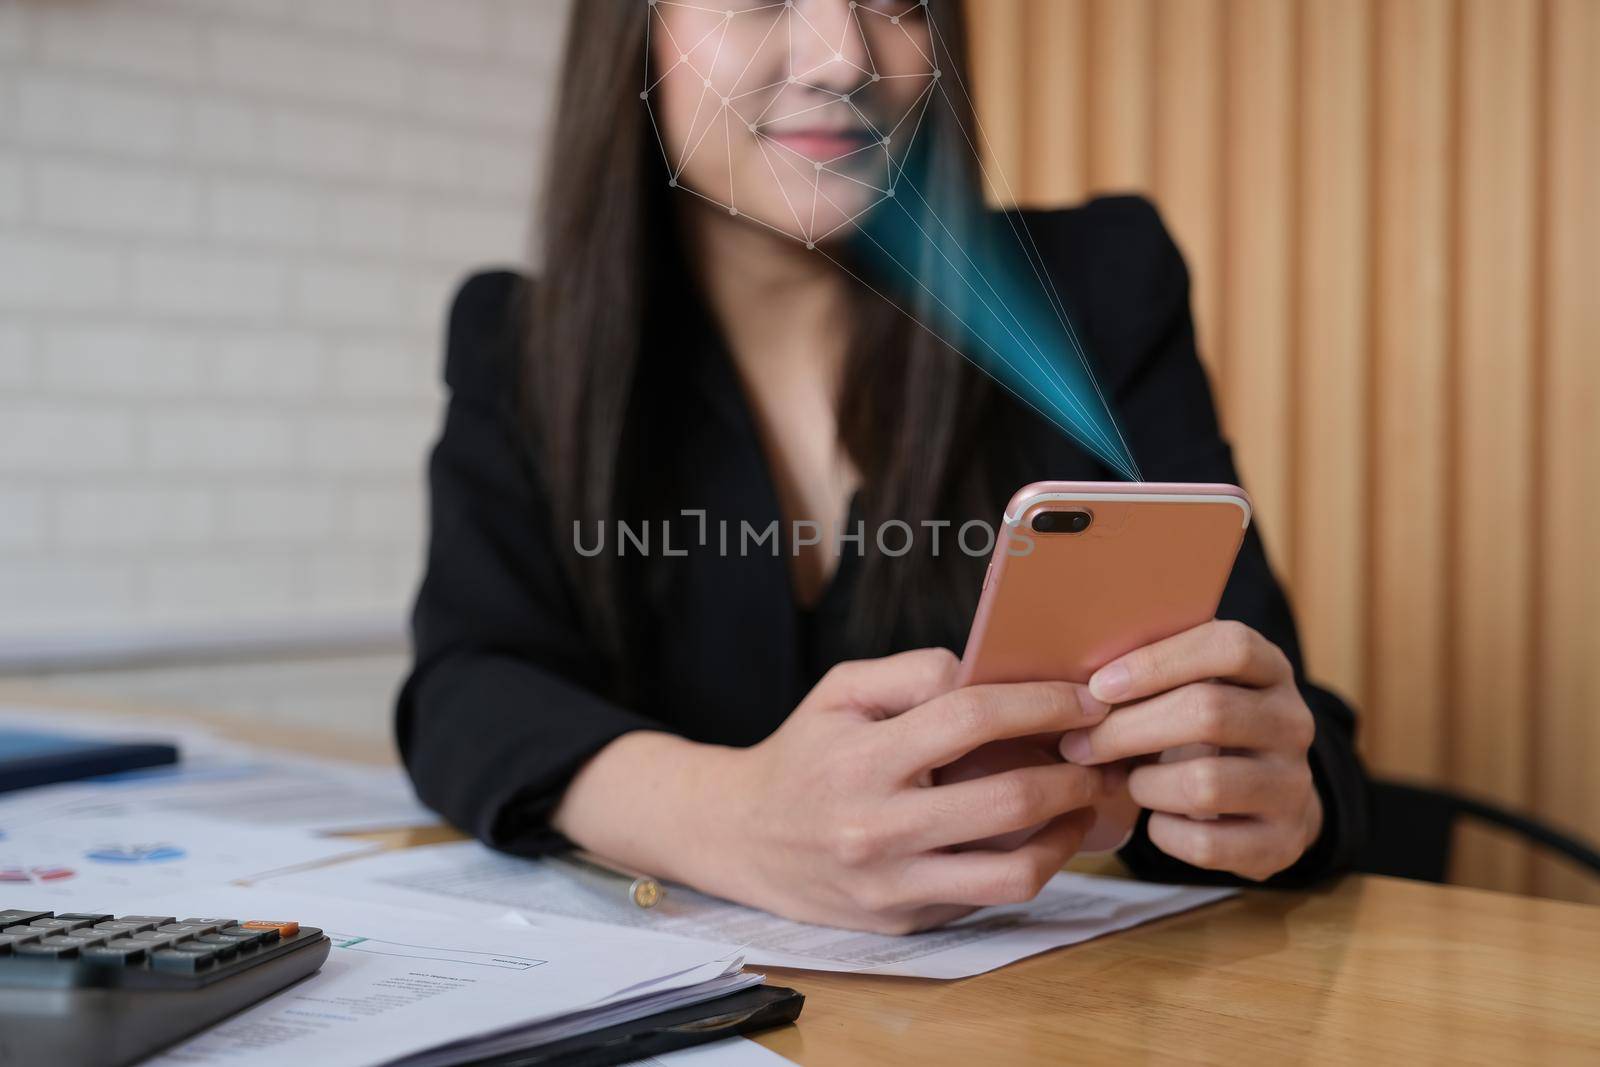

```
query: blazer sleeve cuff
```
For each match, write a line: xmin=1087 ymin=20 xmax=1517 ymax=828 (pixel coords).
xmin=398 ymin=650 xmax=661 ymax=856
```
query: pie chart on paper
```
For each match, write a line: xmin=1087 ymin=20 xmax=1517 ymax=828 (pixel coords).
xmin=0 ymin=811 xmax=368 ymax=903
xmin=84 ymin=843 xmax=188 ymax=864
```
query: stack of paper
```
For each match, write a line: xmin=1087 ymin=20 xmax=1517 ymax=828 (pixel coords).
xmin=120 ymin=886 xmax=769 ymax=1067
xmin=0 ymin=706 xmax=793 ymax=1066
xmin=269 ymin=840 xmax=1238 ymax=979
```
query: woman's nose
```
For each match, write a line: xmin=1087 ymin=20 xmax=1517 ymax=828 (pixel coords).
xmin=789 ymin=0 xmax=874 ymax=97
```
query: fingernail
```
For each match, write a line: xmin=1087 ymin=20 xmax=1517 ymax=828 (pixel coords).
xmin=1059 ymin=730 xmax=1092 ymax=762
xmin=1090 ymin=662 xmax=1132 ymax=702
xmin=1078 ymin=689 xmax=1110 ymax=719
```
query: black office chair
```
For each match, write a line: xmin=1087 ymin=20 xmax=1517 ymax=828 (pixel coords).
xmin=1360 ymin=778 xmax=1600 ymax=884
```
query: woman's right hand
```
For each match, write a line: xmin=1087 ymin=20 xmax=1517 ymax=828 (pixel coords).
xmin=709 ymin=648 xmax=1114 ymax=934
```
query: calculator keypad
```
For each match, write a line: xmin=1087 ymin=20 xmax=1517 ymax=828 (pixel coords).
xmin=81 ymin=940 xmax=148 ymax=965
xmin=29 ymin=917 xmax=98 ymax=932
xmin=15 ymin=940 xmax=78 ymax=959
xmin=0 ymin=910 xmax=303 ymax=973
xmin=0 ymin=905 xmax=330 ymax=1067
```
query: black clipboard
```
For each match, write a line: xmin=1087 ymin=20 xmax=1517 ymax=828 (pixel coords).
xmin=462 ymin=984 xmax=804 ymax=1067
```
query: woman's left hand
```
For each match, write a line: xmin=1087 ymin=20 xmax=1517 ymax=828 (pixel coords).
xmin=1058 ymin=619 xmax=1323 ymax=881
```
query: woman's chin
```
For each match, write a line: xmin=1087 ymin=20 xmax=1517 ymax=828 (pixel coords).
xmin=681 ymin=176 xmax=879 ymax=248
xmin=725 ymin=205 xmax=866 ymax=250
xmin=724 ymin=184 xmax=881 ymax=247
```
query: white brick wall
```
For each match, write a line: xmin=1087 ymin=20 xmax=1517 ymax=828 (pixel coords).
xmin=0 ymin=0 xmax=571 ymax=651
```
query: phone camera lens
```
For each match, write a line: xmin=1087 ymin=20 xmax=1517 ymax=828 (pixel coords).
xmin=1031 ymin=509 xmax=1092 ymax=534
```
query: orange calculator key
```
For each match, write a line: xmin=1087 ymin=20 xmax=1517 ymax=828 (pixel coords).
xmin=241 ymin=920 xmax=299 ymax=938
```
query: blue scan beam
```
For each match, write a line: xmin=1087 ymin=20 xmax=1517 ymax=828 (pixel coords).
xmin=849 ymin=180 xmax=1142 ymax=482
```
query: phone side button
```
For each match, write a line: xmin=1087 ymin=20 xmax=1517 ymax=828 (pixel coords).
xmin=982 ymin=562 xmax=993 ymax=589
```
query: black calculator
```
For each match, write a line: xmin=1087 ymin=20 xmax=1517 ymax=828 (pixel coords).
xmin=0 ymin=907 xmax=330 ymax=1067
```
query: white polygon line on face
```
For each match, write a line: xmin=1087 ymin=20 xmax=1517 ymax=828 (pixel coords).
xmin=847 ymin=4 xmax=880 ymax=79
xmin=841 ymin=78 xmax=934 ymax=186
xmin=724 ymin=108 xmax=736 ymax=211
xmin=643 ymin=17 xmax=676 ymax=167
xmin=755 ymin=135 xmax=814 ymax=237
xmin=726 ymin=7 xmax=788 ymax=98
xmin=788 ymin=1 xmax=876 ymax=80
xmin=676 ymin=7 xmax=738 ymax=58
xmin=817 ymin=161 xmax=891 ymax=196
xmin=808 ymin=154 xmax=820 ymax=242
xmin=730 ymin=78 xmax=790 ymax=103
xmin=672 ymin=18 xmax=734 ymax=184
xmin=874 ymin=4 xmax=934 ymax=70
xmin=811 ymin=176 xmax=896 ymax=243
xmin=819 ymin=137 xmax=889 ymax=166
xmin=755 ymin=94 xmax=851 ymax=129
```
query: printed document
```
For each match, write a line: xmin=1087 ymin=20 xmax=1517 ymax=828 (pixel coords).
xmin=270 ymin=840 xmax=1237 ymax=979
xmin=126 ymin=886 xmax=753 ymax=1067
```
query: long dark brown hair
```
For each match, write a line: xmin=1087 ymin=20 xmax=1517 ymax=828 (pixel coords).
xmin=528 ymin=0 xmax=997 ymax=670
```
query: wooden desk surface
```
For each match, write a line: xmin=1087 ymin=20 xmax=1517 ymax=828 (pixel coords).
xmin=759 ymin=877 xmax=1600 ymax=1066
xmin=10 ymin=687 xmax=1600 ymax=1065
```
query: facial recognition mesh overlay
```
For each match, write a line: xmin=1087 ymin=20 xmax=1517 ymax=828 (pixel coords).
xmin=642 ymin=0 xmax=1142 ymax=481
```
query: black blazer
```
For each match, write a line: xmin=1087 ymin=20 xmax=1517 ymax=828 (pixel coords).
xmin=398 ymin=196 xmax=1370 ymax=886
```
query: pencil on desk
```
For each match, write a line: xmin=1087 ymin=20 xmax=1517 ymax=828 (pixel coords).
xmin=550 ymin=849 xmax=664 ymax=909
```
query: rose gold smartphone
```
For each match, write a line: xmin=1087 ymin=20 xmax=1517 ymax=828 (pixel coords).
xmin=952 ymin=481 xmax=1252 ymax=852
xmin=958 ymin=481 xmax=1252 ymax=687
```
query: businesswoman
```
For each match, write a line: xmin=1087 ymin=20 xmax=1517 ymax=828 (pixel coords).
xmin=399 ymin=0 xmax=1368 ymax=934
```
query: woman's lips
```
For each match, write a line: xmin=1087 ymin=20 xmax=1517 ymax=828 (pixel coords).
xmin=763 ymin=129 xmax=875 ymax=162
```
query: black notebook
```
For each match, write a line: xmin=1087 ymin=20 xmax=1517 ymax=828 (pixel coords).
xmin=472 ymin=984 xmax=805 ymax=1067
xmin=0 ymin=728 xmax=178 ymax=795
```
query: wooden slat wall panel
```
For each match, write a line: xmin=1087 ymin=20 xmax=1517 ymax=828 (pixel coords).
xmin=1367 ymin=0 xmax=1454 ymax=783
xmin=968 ymin=0 xmax=1029 ymax=206
xmin=1294 ymin=0 xmax=1370 ymax=705
xmin=1021 ymin=0 xmax=1089 ymax=205
xmin=965 ymin=0 xmax=1600 ymax=900
xmin=1086 ymin=0 xmax=1154 ymax=191
xmin=1534 ymin=0 xmax=1600 ymax=905
xmin=1151 ymin=0 xmax=1225 ymax=379
xmin=1220 ymin=0 xmax=1297 ymax=579
xmin=1450 ymin=0 xmax=1540 ymax=891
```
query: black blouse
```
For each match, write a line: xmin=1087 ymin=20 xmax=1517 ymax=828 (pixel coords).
xmin=397 ymin=196 xmax=1371 ymax=887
